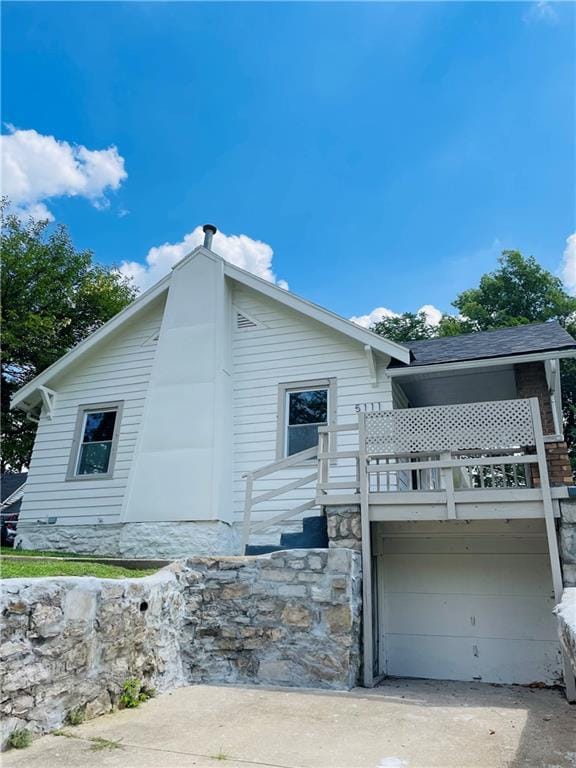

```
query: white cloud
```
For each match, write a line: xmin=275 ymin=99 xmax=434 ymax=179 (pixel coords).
xmin=349 ymin=307 xmax=397 ymax=329
xmin=523 ymin=1 xmax=558 ymax=24
xmin=119 ymin=226 xmax=288 ymax=292
xmin=561 ymin=233 xmax=576 ymax=294
xmin=0 ymin=125 xmax=127 ymax=219
xmin=350 ymin=304 xmax=443 ymax=329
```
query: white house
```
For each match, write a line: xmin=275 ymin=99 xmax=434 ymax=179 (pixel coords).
xmin=11 ymin=225 xmax=576 ymax=694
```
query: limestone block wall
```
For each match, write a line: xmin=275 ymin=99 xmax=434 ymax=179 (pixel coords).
xmin=178 ymin=549 xmax=362 ymax=689
xmin=0 ymin=549 xmax=361 ymax=748
xmin=555 ymin=588 xmax=576 ymax=675
xmin=560 ymin=499 xmax=576 ymax=587
xmin=0 ymin=569 xmax=184 ymax=747
xmin=326 ymin=507 xmax=362 ymax=551
xmin=15 ymin=521 xmax=237 ymax=559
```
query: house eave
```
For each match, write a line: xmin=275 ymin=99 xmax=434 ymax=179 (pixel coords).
xmin=386 ymin=348 xmax=576 ymax=378
xmin=223 ymin=262 xmax=411 ymax=364
xmin=10 ymin=275 xmax=171 ymax=412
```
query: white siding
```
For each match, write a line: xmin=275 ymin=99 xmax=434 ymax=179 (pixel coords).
xmin=231 ymin=285 xmax=393 ymax=526
xmin=19 ymin=297 xmax=165 ymax=526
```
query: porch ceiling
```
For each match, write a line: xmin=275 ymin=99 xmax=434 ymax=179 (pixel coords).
xmin=397 ymin=364 xmax=516 ymax=408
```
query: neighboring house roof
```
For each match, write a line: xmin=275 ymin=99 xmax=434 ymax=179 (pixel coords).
xmin=389 ymin=321 xmax=576 ymax=369
xmin=1 ymin=473 xmax=27 ymax=518
xmin=1 ymin=473 xmax=27 ymax=503
xmin=11 ymin=245 xmax=411 ymax=412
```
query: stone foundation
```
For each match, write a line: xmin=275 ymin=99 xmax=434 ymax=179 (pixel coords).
xmin=15 ymin=521 xmax=237 ymax=558
xmin=326 ymin=506 xmax=362 ymax=551
xmin=0 ymin=548 xmax=361 ymax=748
xmin=560 ymin=499 xmax=576 ymax=587
xmin=554 ymin=588 xmax=576 ymax=675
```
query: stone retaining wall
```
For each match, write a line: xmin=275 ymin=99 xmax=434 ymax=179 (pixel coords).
xmin=560 ymin=499 xmax=576 ymax=587
xmin=0 ymin=548 xmax=361 ymax=748
xmin=179 ymin=549 xmax=362 ymax=689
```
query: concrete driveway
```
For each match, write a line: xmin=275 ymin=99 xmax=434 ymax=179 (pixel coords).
xmin=3 ymin=680 xmax=575 ymax=768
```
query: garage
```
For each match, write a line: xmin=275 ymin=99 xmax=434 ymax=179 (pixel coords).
xmin=374 ymin=520 xmax=562 ymax=685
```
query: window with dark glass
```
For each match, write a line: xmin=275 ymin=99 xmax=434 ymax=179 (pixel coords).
xmin=76 ymin=410 xmax=118 ymax=475
xmin=286 ymin=388 xmax=328 ymax=456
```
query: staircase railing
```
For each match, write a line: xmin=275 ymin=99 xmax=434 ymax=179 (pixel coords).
xmin=241 ymin=446 xmax=320 ymax=550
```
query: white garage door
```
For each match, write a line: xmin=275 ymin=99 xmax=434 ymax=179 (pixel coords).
xmin=377 ymin=521 xmax=562 ymax=685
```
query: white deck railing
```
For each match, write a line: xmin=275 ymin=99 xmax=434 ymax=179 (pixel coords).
xmin=317 ymin=398 xmax=540 ymax=500
xmin=243 ymin=398 xmax=550 ymax=546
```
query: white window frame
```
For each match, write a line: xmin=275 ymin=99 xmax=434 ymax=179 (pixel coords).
xmin=66 ymin=401 xmax=124 ymax=481
xmin=276 ymin=379 xmax=337 ymax=460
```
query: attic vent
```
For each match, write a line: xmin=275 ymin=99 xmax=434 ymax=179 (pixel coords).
xmin=236 ymin=312 xmax=258 ymax=330
xmin=142 ymin=329 xmax=161 ymax=346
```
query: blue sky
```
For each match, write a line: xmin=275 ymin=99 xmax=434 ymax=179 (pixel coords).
xmin=2 ymin=1 xmax=575 ymax=324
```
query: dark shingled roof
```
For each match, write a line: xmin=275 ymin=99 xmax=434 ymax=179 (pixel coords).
xmin=389 ymin=321 xmax=576 ymax=368
xmin=1 ymin=473 xmax=27 ymax=503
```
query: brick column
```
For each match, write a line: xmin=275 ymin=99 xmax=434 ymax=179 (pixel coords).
xmin=514 ymin=362 xmax=573 ymax=487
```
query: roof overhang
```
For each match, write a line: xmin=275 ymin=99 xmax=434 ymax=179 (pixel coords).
xmin=222 ymin=261 xmax=411 ymax=365
xmin=387 ymin=348 xmax=576 ymax=378
xmin=11 ymin=275 xmax=170 ymax=412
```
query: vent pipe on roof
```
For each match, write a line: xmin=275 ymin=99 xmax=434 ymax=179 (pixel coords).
xmin=202 ymin=224 xmax=217 ymax=250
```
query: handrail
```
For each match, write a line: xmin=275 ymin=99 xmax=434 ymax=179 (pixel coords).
xmin=243 ymin=445 xmax=317 ymax=481
xmin=242 ymin=445 xmax=320 ymax=549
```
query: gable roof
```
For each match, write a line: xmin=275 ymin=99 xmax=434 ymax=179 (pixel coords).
xmin=11 ymin=245 xmax=410 ymax=411
xmin=389 ymin=321 xmax=576 ymax=369
xmin=220 ymin=258 xmax=410 ymax=363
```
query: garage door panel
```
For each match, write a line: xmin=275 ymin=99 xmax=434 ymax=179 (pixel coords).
xmin=383 ymin=553 xmax=553 ymax=596
xmin=384 ymin=593 xmax=558 ymax=641
xmin=381 ymin=535 xmax=548 ymax=556
xmin=385 ymin=635 xmax=561 ymax=685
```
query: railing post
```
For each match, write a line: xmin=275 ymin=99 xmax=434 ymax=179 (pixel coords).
xmin=319 ymin=429 xmax=329 ymax=491
xmin=241 ymin=473 xmax=254 ymax=552
xmin=440 ymin=451 xmax=456 ymax=519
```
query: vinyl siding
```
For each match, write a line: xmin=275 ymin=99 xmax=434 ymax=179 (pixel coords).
xmin=231 ymin=285 xmax=393 ymax=527
xmin=19 ymin=297 xmax=165 ymax=526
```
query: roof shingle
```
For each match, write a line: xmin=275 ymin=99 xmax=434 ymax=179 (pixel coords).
xmin=389 ymin=321 xmax=576 ymax=368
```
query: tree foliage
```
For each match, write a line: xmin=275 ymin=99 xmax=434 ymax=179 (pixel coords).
xmin=371 ymin=251 xmax=576 ymax=472
xmin=1 ymin=200 xmax=137 ymax=471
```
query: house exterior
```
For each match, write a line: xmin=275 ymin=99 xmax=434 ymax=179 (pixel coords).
xmin=10 ymin=226 xmax=576 ymax=696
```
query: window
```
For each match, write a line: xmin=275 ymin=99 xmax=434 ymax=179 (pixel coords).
xmin=277 ymin=380 xmax=336 ymax=458
xmin=67 ymin=402 xmax=123 ymax=480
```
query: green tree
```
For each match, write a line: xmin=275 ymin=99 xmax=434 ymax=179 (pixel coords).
xmin=1 ymin=200 xmax=137 ymax=471
xmin=453 ymin=250 xmax=576 ymax=329
xmin=371 ymin=311 xmax=435 ymax=342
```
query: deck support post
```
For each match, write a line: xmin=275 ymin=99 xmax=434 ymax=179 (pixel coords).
xmin=359 ymin=412 xmax=374 ymax=687
xmin=530 ymin=398 xmax=576 ymax=701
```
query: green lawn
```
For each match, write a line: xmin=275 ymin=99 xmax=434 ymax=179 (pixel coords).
xmin=1 ymin=559 xmax=158 ymax=579
xmin=1 ymin=547 xmax=88 ymax=558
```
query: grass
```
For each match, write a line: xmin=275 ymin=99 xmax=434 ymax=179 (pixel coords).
xmin=89 ymin=737 xmax=123 ymax=752
xmin=1 ymin=559 xmax=158 ymax=579
xmin=1 ymin=546 xmax=89 ymax=558
xmin=8 ymin=729 xmax=32 ymax=750
xmin=211 ymin=748 xmax=230 ymax=761
xmin=54 ymin=731 xmax=123 ymax=752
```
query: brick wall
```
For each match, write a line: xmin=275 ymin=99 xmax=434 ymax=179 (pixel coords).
xmin=514 ymin=362 xmax=556 ymax=434
xmin=514 ymin=362 xmax=572 ymax=487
